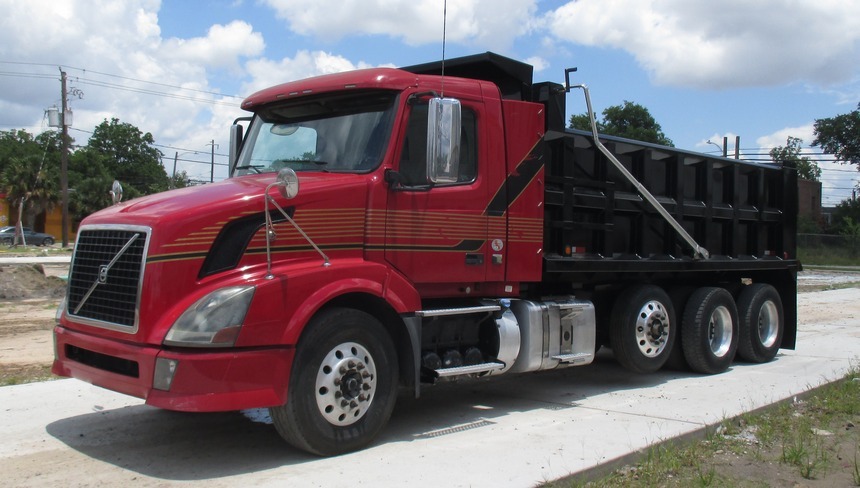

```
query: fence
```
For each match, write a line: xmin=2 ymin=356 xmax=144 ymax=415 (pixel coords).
xmin=798 ymin=233 xmax=860 ymax=264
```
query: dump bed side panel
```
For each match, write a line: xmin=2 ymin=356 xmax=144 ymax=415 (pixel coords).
xmin=543 ymin=130 xmax=797 ymax=266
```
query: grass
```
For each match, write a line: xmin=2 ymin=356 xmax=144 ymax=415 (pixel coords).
xmin=798 ymin=246 xmax=860 ymax=267
xmin=548 ymin=369 xmax=860 ymax=487
xmin=0 ymin=364 xmax=57 ymax=387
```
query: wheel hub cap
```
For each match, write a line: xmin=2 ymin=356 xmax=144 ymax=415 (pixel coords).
xmin=635 ymin=300 xmax=670 ymax=357
xmin=315 ymin=342 xmax=377 ymax=426
xmin=708 ymin=305 xmax=733 ymax=357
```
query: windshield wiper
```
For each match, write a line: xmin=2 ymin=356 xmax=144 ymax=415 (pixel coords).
xmin=271 ymin=159 xmax=330 ymax=172
xmin=234 ymin=164 xmax=264 ymax=173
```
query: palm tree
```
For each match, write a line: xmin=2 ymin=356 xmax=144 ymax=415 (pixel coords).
xmin=1 ymin=154 xmax=59 ymax=231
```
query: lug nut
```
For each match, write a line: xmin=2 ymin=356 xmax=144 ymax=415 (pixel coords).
xmin=333 ymin=378 xmax=342 ymax=386
xmin=341 ymin=400 xmax=349 ymax=408
xmin=350 ymin=401 xmax=358 ymax=408
xmin=362 ymin=383 xmax=371 ymax=391
xmin=362 ymin=371 xmax=370 ymax=378
xmin=358 ymin=394 xmax=367 ymax=402
xmin=348 ymin=360 xmax=356 ymax=368
xmin=339 ymin=366 xmax=347 ymax=374
xmin=357 ymin=364 xmax=365 ymax=371
xmin=335 ymin=391 xmax=342 ymax=399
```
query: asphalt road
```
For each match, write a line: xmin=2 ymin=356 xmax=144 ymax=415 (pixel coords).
xmin=1 ymin=287 xmax=859 ymax=487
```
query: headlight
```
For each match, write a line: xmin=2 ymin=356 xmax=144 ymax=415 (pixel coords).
xmin=163 ymin=286 xmax=255 ymax=347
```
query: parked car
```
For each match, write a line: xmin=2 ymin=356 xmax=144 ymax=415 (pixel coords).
xmin=0 ymin=226 xmax=55 ymax=246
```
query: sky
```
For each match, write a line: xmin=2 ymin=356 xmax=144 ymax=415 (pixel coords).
xmin=0 ymin=0 xmax=858 ymax=206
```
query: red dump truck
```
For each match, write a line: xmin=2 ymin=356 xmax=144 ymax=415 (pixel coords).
xmin=53 ymin=52 xmax=798 ymax=456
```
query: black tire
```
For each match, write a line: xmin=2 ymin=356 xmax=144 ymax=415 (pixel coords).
xmin=664 ymin=286 xmax=695 ymax=371
xmin=42 ymin=237 xmax=54 ymax=246
xmin=1 ymin=237 xmax=11 ymax=246
xmin=681 ymin=287 xmax=739 ymax=374
xmin=270 ymin=308 xmax=398 ymax=456
xmin=736 ymin=284 xmax=783 ymax=363
xmin=609 ymin=285 xmax=676 ymax=373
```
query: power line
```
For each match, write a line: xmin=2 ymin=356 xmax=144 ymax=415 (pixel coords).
xmin=0 ymin=65 xmax=243 ymax=108
xmin=0 ymin=61 xmax=244 ymax=99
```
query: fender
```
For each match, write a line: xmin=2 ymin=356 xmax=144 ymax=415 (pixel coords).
xmin=277 ymin=259 xmax=420 ymax=345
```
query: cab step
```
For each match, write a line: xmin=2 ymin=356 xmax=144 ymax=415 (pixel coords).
xmin=434 ymin=361 xmax=506 ymax=378
xmin=552 ymin=352 xmax=593 ymax=365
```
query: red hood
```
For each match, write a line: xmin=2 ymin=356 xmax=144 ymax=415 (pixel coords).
xmin=84 ymin=172 xmax=368 ymax=227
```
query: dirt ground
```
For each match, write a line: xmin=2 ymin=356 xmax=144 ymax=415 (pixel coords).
xmin=0 ymin=264 xmax=67 ymax=384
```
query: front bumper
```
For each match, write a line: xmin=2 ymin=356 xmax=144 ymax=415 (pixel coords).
xmin=52 ymin=326 xmax=294 ymax=412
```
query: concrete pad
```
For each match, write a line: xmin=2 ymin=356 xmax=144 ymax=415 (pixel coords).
xmin=0 ymin=288 xmax=858 ymax=487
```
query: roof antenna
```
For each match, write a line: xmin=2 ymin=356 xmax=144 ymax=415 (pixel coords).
xmin=441 ymin=0 xmax=447 ymax=97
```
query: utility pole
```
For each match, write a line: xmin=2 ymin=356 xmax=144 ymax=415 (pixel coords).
xmin=207 ymin=139 xmax=218 ymax=183
xmin=172 ymin=151 xmax=179 ymax=189
xmin=734 ymin=136 xmax=740 ymax=159
xmin=59 ymin=68 xmax=70 ymax=248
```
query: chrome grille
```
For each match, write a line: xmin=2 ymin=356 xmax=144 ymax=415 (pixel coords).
xmin=67 ymin=227 xmax=149 ymax=331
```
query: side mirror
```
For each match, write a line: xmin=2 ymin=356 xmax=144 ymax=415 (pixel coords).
xmin=228 ymin=123 xmax=244 ymax=176
xmin=276 ymin=167 xmax=299 ymax=199
xmin=110 ymin=180 xmax=123 ymax=205
xmin=426 ymin=97 xmax=461 ymax=184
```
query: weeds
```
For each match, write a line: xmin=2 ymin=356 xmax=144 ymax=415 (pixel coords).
xmin=551 ymin=369 xmax=860 ymax=487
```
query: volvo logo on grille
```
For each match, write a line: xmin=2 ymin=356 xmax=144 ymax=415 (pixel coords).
xmin=98 ymin=265 xmax=110 ymax=284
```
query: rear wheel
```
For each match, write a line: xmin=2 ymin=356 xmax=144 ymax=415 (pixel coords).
xmin=42 ymin=237 xmax=54 ymax=246
xmin=609 ymin=285 xmax=675 ymax=373
xmin=681 ymin=287 xmax=738 ymax=374
xmin=736 ymin=284 xmax=783 ymax=363
xmin=270 ymin=308 xmax=398 ymax=456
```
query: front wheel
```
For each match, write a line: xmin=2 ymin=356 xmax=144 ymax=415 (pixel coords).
xmin=609 ymin=285 xmax=676 ymax=373
xmin=270 ymin=308 xmax=398 ymax=456
xmin=42 ymin=237 xmax=54 ymax=246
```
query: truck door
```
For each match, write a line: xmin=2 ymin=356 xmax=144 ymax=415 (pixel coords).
xmin=384 ymin=100 xmax=494 ymax=285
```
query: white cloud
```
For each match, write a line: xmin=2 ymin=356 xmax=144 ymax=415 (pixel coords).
xmin=755 ymin=125 xmax=815 ymax=151
xmin=242 ymin=50 xmax=375 ymax=96
xmin=546 ymin=0 xmax=860 ymax=89
xmin=262 ymin=0 xmax=538 ymax=49
xmin=0 ymin=0 xmax=265 ymax=181
xmin=525 ymin=56 xmax=549 ymax=73
xmin=162 ymin=21 xmax=265 ymax=72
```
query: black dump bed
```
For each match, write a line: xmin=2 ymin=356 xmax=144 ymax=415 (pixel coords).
xmin=542 ymin=129 xmax=798 ymax=274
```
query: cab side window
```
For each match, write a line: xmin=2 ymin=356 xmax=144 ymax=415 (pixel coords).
xmin=399 ymin=104 xmax=477 ymax=186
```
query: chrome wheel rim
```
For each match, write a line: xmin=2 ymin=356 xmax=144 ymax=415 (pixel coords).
xmin=758 ymin=300 xmax=779 ymax=348
xmin=708 ymin=306 xmax=733 ymax=357
xmin=315 ymin=341 xmax=377 ymax=426
xmin=634 ymin=300 xmax=670 ymax=357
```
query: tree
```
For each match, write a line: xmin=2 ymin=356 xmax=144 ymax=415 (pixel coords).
xmin=831 ymin=198 xmax=860 ymax=232
xmin=169 ymin=170 xmax=191 ymax=189
xmin=0 ymin=130 xmax=61 ymax=230
xmin=569 ymin=100 xmax=674 ymax=146
xmin=812 ymin=103 xmax=860 ymax=167
xmin=770 ymin=136 xmax=821 ymax=181
xmin=86 ymin=118 xmax=169 ymax=197
xmin=67 ymin=147 xmax=113 ymax=224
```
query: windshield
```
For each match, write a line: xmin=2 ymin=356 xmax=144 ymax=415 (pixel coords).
xmin=234 ymin=90 xmax=398 ymax=176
